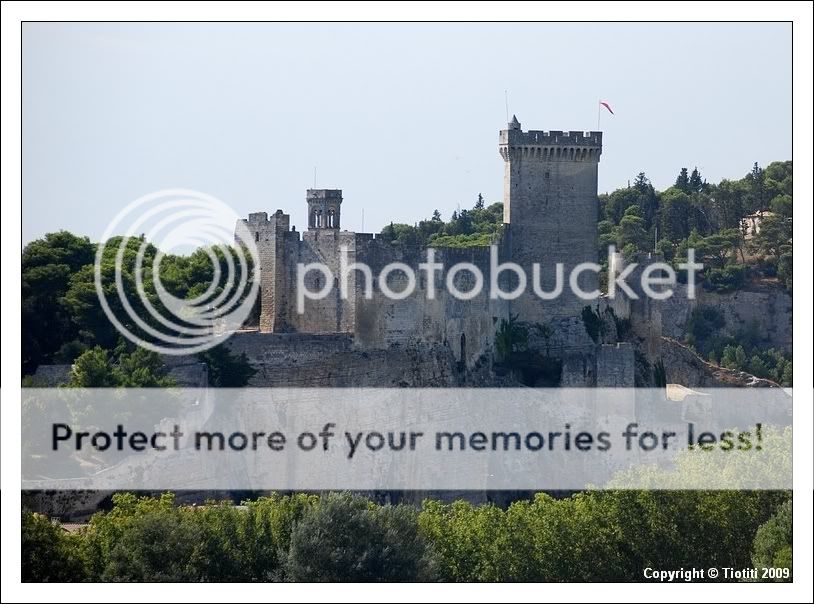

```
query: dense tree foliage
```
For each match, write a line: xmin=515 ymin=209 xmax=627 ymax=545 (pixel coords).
xmin=22 ymin=232 xmax=95 ymax=374
xmin=66 ymin=342 xmax=176 ymax=388
xmin=751 ymin=500 xmax=792 ymax=581
xmin=22 ymin=489 xmax=790 ymax=582
xmin=22 ymin=511 xmax=85 ymax=582
xmin=286 ymin=492 xmax=436 ymax=581
xmin=22 ymin=233 xmax=253 ymax=375
xmin=597 ymin=162 xmax=792 ymax=293
xmin=377 ymin=197 xmax=503 ymax=248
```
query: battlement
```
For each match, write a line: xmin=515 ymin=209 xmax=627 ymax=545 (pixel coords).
xmin=236 ymin=210 xmax=291 ymax=247
xmin=500 ymin=129 xmax=602 ymax=147
xmin=242 ymin=209 xmax=290 ymax=227
xmin=499 ymin=120 xmax=602 ymax=163
xmin=247 ymin=211 xmax=268 ymax=223
xmin=499 ymin=116 xmax=602 ymax=162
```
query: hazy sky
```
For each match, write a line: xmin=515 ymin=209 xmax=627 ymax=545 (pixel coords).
xmin=22 ymin=22 xmax=791 ymax=244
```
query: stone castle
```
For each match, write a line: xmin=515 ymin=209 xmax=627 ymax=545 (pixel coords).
xmin=224 ymin=117 xmax=790 ymax=389
xmin=229 ymin=117 xmax=645 ymax=387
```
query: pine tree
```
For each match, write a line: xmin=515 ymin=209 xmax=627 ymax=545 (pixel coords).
xmin=633 ymin=172 xmax=650 ymax=194
xmin=689 ymin=167 xmax=704 ymax=192
xmin=675 ymin=168 xmax=690 ymax=192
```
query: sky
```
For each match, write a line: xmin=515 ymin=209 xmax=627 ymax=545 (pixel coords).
xmin=22 ymin=22 xmax=791 ymax=244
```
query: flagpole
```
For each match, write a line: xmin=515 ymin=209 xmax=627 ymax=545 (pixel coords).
xmin=597 ymin=99 xmax=601 ymax=131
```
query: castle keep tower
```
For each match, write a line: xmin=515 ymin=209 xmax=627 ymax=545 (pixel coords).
xmin=307 ymin=189 xmax=342 ymax=229
xmin=499 ymin=116 xmax=602 ymax=321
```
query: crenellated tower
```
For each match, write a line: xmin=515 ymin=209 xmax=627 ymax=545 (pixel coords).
xmin=499 ymin=115 xmax=602 ymax=321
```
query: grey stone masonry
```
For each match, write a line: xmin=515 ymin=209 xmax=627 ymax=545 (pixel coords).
xmin=499 ymin=116 xmax=602 ymax=322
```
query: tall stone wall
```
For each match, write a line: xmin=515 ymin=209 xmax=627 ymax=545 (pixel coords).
xmin=351 ymin=243 xmax=509 ymax=367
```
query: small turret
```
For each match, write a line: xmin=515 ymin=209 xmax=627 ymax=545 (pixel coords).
xmin=306 ymin=189 xmax=342 ymax=230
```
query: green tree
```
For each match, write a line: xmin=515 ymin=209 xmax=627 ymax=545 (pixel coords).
xmin=241 ymin=493 xmax=317 ymax=580
xmin=603 ymin=187 xmax=641 ymax=224
xmin=689 ymin=167 xmax=705 ymax=192
xmin=710 ymin=179 xmax=746 ymax=229
xmin=67 ymin=346 xmax=116 ymax=387
xmin=692 ymin=228 xmax=742 ymax=268
xmin=744 ymin=162 xmax=766 ymax=213
xmin=751 ymin=500 xmax=792 ymax=581
xmin=63 ymin=236 xmax=161 ymax=351
xmin=198 ymin=344 xmax=256 ymax=387
xmin=617 ymin=205 xmax=649 ymax=255
xmin=659 ymin=188 xmax=693 ymax=241
xmin=22 ymin=231 xmax=95 ymax=372
xmin=82 ymin=493 xmax=198 ymax=581
xmin=67 ymin=344 xmax=175 ymax=388
xmin=22 ymin=510 xmax=86 ymax=582
xmin=674 ymin=167 xmax=690 ymax=192
xmin=419 ymin=499 xmax=513 ymax=581
xmin=286 ymin=492 xmax=437 ymax=581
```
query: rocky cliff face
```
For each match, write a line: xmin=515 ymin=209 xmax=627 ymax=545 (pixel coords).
xmin=661 ymin=283 xmax=792 ymax=354
xmin=660 ymin=337 xmax=779 ymax=388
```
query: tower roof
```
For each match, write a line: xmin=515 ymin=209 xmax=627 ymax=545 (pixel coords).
xmin=509 ymin=114 xmax=521 ymax=129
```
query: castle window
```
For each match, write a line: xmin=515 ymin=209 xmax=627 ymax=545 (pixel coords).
xmin=545 ymin=171 xmax=550 ymax=179
xmin=255 ymin=232 xmax=259 ymax=242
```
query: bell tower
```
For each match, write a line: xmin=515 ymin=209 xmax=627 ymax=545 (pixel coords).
xmin=307 ymin=189 xmax=342 ymax=230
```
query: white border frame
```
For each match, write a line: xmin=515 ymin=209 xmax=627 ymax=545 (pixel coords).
xmin=3 ymin=2 xmax=812 ymax=601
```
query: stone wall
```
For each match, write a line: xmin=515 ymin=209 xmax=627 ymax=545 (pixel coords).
xmin=226 ymin=332 xmax=464 ymax=387
xmin=596 ymin=343 xmax=636 ymax=387
xmin=31 ymin=364 xmax=72 ymax=386
xmin=242 ymin=220 xmax=511 ymax=368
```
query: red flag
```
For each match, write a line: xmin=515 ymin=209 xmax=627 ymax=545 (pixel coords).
xmin=600 ymin=101 xmax=614 ymax=115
